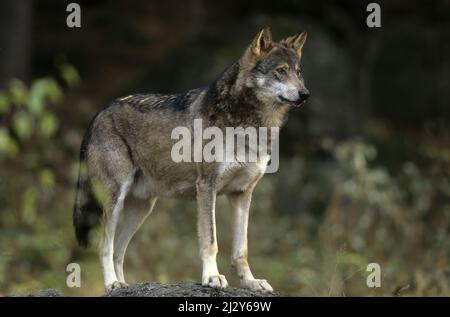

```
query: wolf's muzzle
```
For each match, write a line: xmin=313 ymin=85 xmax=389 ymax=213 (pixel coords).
xmin=299 ymin=89 xmax=310 ymax=102
xmin=282 ymin=88 xmax=310 ymax=107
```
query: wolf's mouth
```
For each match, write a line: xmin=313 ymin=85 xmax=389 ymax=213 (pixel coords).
xmin=278 ymin=96 xmax=304 ymax=107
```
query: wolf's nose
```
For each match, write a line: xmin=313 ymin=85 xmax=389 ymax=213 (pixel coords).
xmin=299 ymin=89 xmax=310 ymax=101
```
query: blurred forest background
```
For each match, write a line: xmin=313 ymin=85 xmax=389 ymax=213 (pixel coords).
xmin=0 ymin=0 xmax=449 ymax=296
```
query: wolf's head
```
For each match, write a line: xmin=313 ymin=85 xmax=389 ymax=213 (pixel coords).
xmin=238 ymin=27 xmax=310 ymax=108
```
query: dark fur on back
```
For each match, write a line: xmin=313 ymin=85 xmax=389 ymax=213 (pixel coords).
xmin=123 ymin=89 xmax=203 ymax=113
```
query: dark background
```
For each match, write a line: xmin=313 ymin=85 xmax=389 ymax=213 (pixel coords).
xmin=0 ymin=0 xmax=449 ymax=296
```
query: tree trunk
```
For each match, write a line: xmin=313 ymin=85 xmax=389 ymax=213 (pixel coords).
xmin=0 ymin=0 xmax=33 ymax=88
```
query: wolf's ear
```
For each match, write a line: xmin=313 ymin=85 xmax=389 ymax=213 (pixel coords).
xmin=281 ymin=32 xmax=307 ymax=57
xmin=242 ymin=27 xmax=273 ymax=65
xmin=250 ymin=27 xmax=273 ymax=56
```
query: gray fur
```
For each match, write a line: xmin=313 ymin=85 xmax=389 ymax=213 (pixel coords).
xmin=73 ymin=27 xmax=309 ymax=293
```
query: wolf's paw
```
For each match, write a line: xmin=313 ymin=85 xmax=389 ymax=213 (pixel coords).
xmin=202 ymin=274 xmax=229 ymax=289
xmin=241 ymin=278 xmax=273 ymax=293
xmin=106 ymin=281 xmax=130 ymax=292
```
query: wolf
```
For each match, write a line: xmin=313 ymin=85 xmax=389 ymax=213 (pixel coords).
xmin=73 ymin=27 xmax=309 ymax=293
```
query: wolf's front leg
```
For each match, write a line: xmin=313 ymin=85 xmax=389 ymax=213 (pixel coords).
xmin=228 ymin=191 xmax=274 ymax=293
xmin=196 ymin=179 xmax=228 ymax=289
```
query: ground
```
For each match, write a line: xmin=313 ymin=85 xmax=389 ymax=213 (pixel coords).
xmin=14 ymin=282 xmax=282 ymax=297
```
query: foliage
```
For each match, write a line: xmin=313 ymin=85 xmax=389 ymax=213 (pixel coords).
xmin=0 ymin=67 xmax=449 ymax=296
xmin=0 ymin=65 xmax=81 ymax=294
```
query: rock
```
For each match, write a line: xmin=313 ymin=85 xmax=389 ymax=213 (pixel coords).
xmin=105 ymin=282 xmax=280 ymax=297
xmin=13 ymin=288 xmax=63 ymax=297
xmin=12 ymin=282 xmax=282 ymax=297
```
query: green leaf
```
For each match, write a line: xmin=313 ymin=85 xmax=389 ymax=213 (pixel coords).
xmin=0 ymin=91 xmax=10 ymax=114
xmin=28 ymin=78 xmax=64 ymax=114
xmin=12 ymin=111 xmax=34 ymax=140
xmin=9 ymin=79 xmax=28 ymax=106
xmin=60 ymin=63 xmax=80 ymax=87
xmin=28 ymin=79 xmax=48 ymax=115
xmin=45 ymin=79 xmax=64 ymax=105
xmin=40 ymin=112 xmax=59 ymax=137
xmin=0 ymin=128 xmax=18 ymax=157
xmin=39 ymin=169 xmax=55 ymax=188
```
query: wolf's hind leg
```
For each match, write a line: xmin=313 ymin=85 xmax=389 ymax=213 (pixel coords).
xmin=228 ymin=191 xmax=273 ymax=293
xmin=99 ymin=172 xmax=135 ymax=292
xmin=114 ymin=197 xmax=157 ymax=284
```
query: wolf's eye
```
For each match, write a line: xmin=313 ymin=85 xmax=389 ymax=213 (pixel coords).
xmin=275 ymin=66 xmax=289 ymax=77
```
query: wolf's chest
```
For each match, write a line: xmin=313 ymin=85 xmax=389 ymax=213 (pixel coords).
xmin=216 ymin=155 xmax=270 ymax=194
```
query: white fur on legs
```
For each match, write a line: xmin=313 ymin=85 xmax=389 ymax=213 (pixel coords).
xmin=113 ymin=197 xmax=157 ymax=284
xmin=201 ymin=247 xmax=228 ymax=289
xmin=228 ymin=192 xmax=273 ymax=293
xmin=196 ymin=180 xmax=228 ymax=289
xmin=100 ymin=173 xmax=135 ymax=292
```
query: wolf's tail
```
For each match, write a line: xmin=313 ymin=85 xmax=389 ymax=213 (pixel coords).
xmin=73 ymin=137 xmax=102 ymax=248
